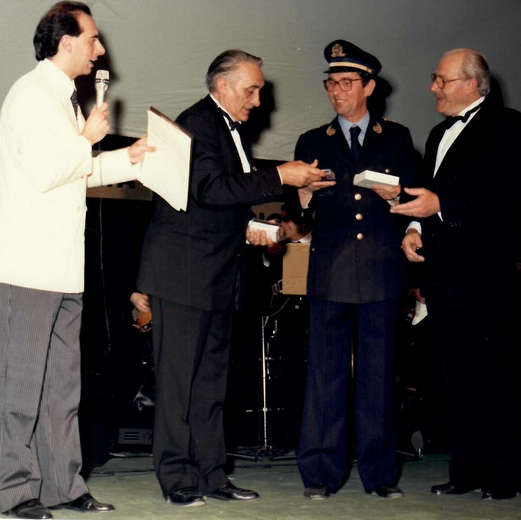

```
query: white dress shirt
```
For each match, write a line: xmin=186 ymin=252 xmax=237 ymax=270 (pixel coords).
xmin=210 ymin=94 xmax=251 ymax=173
xmin=408 ymin=96 xmax=484 ymax=234
xmin=0 ymin=59 xmax=139 ymax=293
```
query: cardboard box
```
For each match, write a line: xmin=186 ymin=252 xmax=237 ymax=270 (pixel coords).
xmin=282 ymin=242 xmax=310 ymax=295
xmin=353 ymin=169 xmax=399 ymax=188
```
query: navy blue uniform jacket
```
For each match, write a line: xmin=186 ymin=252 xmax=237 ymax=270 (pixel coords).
xmin=295 ymin=115 xmax=419 ymax=304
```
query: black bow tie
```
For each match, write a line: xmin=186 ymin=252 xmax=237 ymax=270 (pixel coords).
xmin=444 ymin=102 xmax=483 ymax=129
xmin=220 ymin=109 xmax=241 ymax=131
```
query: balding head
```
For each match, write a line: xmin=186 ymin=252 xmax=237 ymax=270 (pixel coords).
xmin=443 ymin=48 xmax=490 ymax=96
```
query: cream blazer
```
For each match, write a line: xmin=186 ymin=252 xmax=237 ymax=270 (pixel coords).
xmin=0 ymin=59 xmax=139 ymax=293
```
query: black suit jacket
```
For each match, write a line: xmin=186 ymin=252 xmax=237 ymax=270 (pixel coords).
xmin=138 ymin=95 xmax=283 ymax=311
xmin=420 ymin=97 xmax=521 ymax=303
xmin=295 ymin=115 xmax=419 ymax=304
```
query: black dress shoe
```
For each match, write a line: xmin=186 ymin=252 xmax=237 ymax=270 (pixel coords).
xmin=61 ymin=493 xmax=114 ymax=512
xmin=6 ymin=499 xmax=53 ymax=519
xmin=430 ymin=482 xmax=477 ymax=495
xmin=166 ymin=488 xmax=205 ymax=507
xmin=206 ymin=480 xmax=259 ymax=501
xmin=303 ymin=487 xmax=330 ymax=500
xmin=481 ymin=489 xmax=518 ymax=500
xmin=371 ymin=486 xmax=403 ymax=499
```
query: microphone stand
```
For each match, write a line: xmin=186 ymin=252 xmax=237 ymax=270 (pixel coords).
xmin=227 ymin=283 xmax=296 ymax=463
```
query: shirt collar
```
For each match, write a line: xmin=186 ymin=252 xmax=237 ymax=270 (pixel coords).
xmin=210 ymin=93 xmax=239 ymax=129
xmin=458 ymin=96 xmax=485 ymax=117
xmin=338 ymin=111 xmax=370 ymax=142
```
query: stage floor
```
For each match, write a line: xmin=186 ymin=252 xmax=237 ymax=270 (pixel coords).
xmin=41 ymin=454 xmax=521 ymax=520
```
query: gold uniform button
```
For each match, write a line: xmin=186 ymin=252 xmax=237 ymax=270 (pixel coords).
xmin=355 ymin=213 xmax=363 ymax=221
xmin=356 ymin=233 xmax=364 ymax=240
xmin=385 ymin=168 xmax=390 ymax=173
xmin=354 ymin=193 xmax=362 ymax=201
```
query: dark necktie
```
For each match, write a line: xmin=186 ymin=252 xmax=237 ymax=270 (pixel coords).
xmin=444 ymin=102 xmax=483 ymax=129
xmin=350 ymin=125 xmax=361 ymax=161
xmin=70 ymin=89 xmax=79 ymax=118
xmin=220 ymin=109 xmax=241 ymax=131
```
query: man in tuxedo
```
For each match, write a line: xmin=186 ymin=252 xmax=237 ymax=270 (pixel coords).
xmin=294 ymin=40 xmax=418 ymax=500
xmin=0 ymin=2 xmax=152 ymax=519
xmin=137 ymin=49 xmax=323 ymax=507
xmin=392 ymin=48 xmax=521 ymax=499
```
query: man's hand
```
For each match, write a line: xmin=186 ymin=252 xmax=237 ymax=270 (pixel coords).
xmin=298 ymin=179 xmax=336 ymax=208
xmin=371 ymin=183 xmax=401 ymax=201
xmin=401 ymin=229 xmax=425 ymax=262
xmin=390 ymin=187 xmax=440 ymax=218
xmin=81 ymin=102 xmax=110 ymax=145
xmin=131 ymin=292 xmax=152 ymax=332
xmin=246 ymin=228 xmax=277 ymax=248
xmin=130 ymin=291 xmax=151 ymax=313
xmin=410 ymin=287 xmax=426 ymax=304
xmin=128 ymin=136 xmax=155 ymax=164
xmin=278 ymin=159 xmax=325 ymax=187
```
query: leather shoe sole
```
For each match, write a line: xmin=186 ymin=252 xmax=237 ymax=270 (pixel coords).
xmin=6 ymin=499 xmax=53 ymax=519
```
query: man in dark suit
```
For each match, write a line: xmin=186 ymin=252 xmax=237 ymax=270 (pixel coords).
xmin=137 ymin=49 xmax=323 ymax=507
xmin=294 ymin=40 xmax=418 ymax=500
xmin=392 ymin=48 xmax=521 ymax=500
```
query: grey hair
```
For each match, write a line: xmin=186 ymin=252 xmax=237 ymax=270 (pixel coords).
xmin=206 ymin=49 xmax=263 ymax=92
xmin=444 ymin=48 xmax=490 ymax=96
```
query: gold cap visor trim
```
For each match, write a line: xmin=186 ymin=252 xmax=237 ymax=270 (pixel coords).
xmin=329 ymin=61 xmax=373 ymax=74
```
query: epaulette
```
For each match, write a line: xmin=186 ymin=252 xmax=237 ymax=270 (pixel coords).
xmin=371 ymin=122 xmax=383 ymax=134
xmin=326 ymin=125 xmax=336 ymax=136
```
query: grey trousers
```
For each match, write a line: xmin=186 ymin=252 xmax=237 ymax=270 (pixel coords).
xmin=0 ymin=283 xmax=88 ymax=512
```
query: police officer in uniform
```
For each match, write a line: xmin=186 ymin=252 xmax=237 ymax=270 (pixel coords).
xmin=295 ymin=40 xmax=418 ymax=500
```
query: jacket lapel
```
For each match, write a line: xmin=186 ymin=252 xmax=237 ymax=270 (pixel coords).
xmin=358 ymin=117 xmax=382 ymax=165
xmin=205 ymin=95 xmax=244 ymax=173
xmin=430 ymin=104 xmax=489 ymax=186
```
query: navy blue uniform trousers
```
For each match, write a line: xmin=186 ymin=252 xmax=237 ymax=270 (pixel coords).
xmin=298 ymin=297 xmax=400 ymax=493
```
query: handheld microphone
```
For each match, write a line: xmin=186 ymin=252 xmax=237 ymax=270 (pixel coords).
xmin=95 ymin=69 xmax=110 ymax=107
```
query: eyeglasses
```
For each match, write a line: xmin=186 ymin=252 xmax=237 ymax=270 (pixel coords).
xmin=323 ymin=78 xmax=363 ymax=92
xmin=430 ymin=73 xmax=467 ymax=89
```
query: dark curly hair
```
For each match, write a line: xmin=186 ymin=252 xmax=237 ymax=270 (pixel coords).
xmin=33 ymin=1 xmax=91 ymax=61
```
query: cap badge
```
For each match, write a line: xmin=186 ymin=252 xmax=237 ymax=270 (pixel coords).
xmin=331 ymin=43 xmax=346 ymax=58
xmin=326 ymin=125 xmax=336 ymax=136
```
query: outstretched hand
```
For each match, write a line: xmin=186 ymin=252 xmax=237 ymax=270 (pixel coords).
xmin=390 ymin=187 xmax=440 ymax=218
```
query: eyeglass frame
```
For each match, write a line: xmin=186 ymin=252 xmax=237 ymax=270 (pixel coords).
xmin=430 ymin=73 xmax=468 ymax=89
xmin=323 ymin=77 xmax=364 ymax=92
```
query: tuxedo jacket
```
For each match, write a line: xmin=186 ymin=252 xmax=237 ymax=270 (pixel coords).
xmin=295 ymin=115 xmax=419 ymax=304
xmin=138 ymin=95 xmax=283 ymax=311
xmin=420 ymin=97 xmax=521 ymax=304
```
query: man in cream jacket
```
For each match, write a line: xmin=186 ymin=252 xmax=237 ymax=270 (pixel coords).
xmin=0 ymin=2 xmax=152 ymax=519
